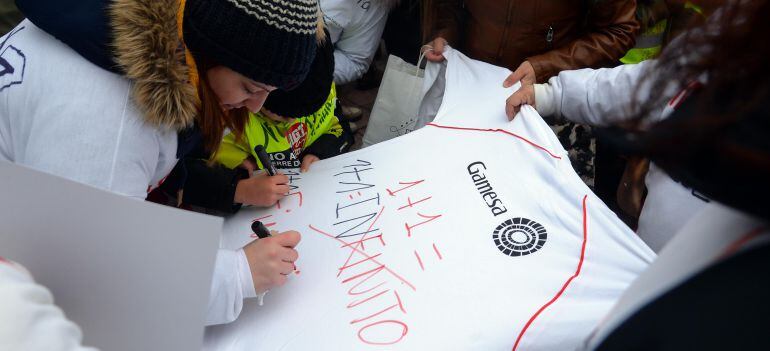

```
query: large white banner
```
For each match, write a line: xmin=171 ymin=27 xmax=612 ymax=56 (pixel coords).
xmin=203 ymin=49 xmax=655 ymax=350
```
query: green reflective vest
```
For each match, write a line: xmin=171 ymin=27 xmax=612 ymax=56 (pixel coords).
xmin=620 ymin=1 xmax=704 ymax=64
xmin=215 ymin=83 xmax=342 ymax=169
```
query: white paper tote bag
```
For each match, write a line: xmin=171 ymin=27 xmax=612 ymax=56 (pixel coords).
xmin=363 ymin=53 xmax=432 ymax=147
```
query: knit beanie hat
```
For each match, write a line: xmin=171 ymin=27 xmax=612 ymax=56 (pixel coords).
xmin=263 ymin=28 xmax=334 ymax=119
xmin=182 ymin=0 xmax=322 ymax=90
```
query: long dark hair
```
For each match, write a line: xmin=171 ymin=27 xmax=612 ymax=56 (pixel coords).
xmin=620 ymin=0 xmax=770 ymax=220
xmin=195 ymin=58 xmax=249 ymax=155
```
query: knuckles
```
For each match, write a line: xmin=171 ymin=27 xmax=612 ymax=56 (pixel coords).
xmin=273 ymin=275 xmax=287 ymax=286
xmin=287 ymin=250 xmax=299 ymax=262
xmin=284 ymin=231 xmax=301 ymax=244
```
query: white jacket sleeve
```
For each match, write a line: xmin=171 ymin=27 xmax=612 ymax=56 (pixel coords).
xmin=332 ymin=6 xmax=389 ymax=85
xmin=0 ymin=260 xmax=98 ymax=351
xmin=0 ymin=22 xmax=179 ymax=200
xmin=205 ymin=248 xmax=257 ymax=326
xmin=534 ymin=60 xmax=659 ymax=126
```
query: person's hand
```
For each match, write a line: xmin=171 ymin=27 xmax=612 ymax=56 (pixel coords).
xmin=234 ymin=173 xmax=289 ymax=207
xmin=504 ymin=84 xmax=536 ymax=120
xmin=242 ymin=230 xmax=301 ymax=294
xmin=239 ymin=158 xmax=258 ymax=175
xmin=502 ymin=61 xmax=537 ymax=120
xmin=423 ymin=37 xmax=448 ymax=62
xmin=300 ymin=154 xmax=319 ymax=173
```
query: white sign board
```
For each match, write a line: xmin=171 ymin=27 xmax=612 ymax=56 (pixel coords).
xmin=0 ymin=161 xmax=221 ymax=351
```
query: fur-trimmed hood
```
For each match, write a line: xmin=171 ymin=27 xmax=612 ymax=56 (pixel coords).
xmin=17 ymin=0 xmax=197 ymax=130
xmin=110 ymin=0 xmax=197 ymax=130
xmin=18 ymin=0 xmax=327 ymax=131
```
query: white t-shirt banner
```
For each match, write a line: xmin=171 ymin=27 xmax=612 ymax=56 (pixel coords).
xmin=203 ymin=49 xmax=655 ymax=350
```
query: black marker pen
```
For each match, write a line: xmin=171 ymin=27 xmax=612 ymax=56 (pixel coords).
xmin=254 ymin=145 xmax=277 ymax=176
xmin=251 ymin=221 xmax=272 ymax=239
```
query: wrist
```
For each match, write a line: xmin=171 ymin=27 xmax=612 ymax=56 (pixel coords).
xmin=236 ymin=249 xmax=257 ymax=298
xmin=233 ymin=180 xmax=246 ymax=204
xmin=228 ymin=167 xmax=250 ymax=212
xmin=534 ymin=83 xmax=556 ymax=117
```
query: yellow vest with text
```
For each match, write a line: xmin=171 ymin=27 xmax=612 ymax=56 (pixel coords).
xmin=216 ymin=84 xmax=342 ymax=170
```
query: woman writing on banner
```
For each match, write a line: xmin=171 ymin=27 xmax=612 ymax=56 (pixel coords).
xmin=0 ymin=0 xmax=322 ymax=326
xmin=154 ymin=29 xmax=355 ymax=213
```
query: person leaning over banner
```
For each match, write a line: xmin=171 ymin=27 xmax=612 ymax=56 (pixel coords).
xmin=502 ymin=3 xmax=751 ymax=255
xmin=158 ymin=31 xmax=353 ymax=212
xmin=502 ymin=40 xmax=706 ymax=252
xmin=422 ymin=0 xmax=639 ymax=187
xmin=579 ymin=1 xmax=770 ymax=347
xmin=512 ymin=1 xmax=770 ymax=345
xmin=0 ymin=0 xmax=322 ymax=325
xmin=606 ymin=0 xmax=721 ymax=228
xmin=218 ymin=30 xmax=351 ymax=176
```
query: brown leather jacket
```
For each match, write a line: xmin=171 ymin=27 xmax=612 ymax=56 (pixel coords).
xmin=422 ymin=0 xmax=639 ymax=82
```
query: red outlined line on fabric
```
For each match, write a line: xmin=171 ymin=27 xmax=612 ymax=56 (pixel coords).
xmin=667 ymin=81 xmax=703 ymax=108
xmin=718 ymin=226 xmax=768 ymax=260
xmin=426 ymin=123 xmax=562 ymax=160
xmin=511 ymin=194 xmax=590 ymax=351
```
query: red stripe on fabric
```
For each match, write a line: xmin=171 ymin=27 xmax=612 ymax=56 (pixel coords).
xmin=512 ymin=195 xmax=590 ymax=351
xmin=668 ymin=89 xmax=687 ymax=107
xmin=668 ymin=81 xmax=703 ymax=109
xmin=718 ymin=226 xmax=768 ymax=260
xmin=426 ymin=123 xmax=562 ymax=160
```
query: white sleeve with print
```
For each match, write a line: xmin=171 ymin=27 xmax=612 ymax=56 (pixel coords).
xmin=0 ymin=20 xmax=177 ymax=199
xmin=321 ymin=0 xmax=390 ymax=85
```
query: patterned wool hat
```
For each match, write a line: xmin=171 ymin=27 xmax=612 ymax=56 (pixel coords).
xmin=182 ymin=0 xmax=323 ymax=90
xmin=263 ymin=28 xmax=334 ymax=119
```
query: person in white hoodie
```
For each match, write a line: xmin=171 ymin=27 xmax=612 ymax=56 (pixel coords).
xmin=320 ymin=0 xmax=396 ymax=85
xmin=1 ymin=0 xmax=323 ymax=326
xmin=503 ymin=34 xmax=714 ymax=253
xmin=320 ymin=0 xmax=396 ymax=123
xmin=509 ymin=2 xmax=770 ymax=347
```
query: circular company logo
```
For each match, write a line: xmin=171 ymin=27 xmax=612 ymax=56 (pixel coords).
xmin=493 ymin=218 xmax=547 ymax=257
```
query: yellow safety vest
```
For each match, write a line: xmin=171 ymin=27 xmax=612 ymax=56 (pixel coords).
xmin=620 ymin=1 xmax=704 ymax=64
xmin=620 ymin=19 xmax=667 ymax=64
xmin=215 ymin=83 xmax=342 ymax=169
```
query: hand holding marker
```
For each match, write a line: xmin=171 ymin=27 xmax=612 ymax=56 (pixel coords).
xmin=251 ymin=221 xmax=300 ymax=275
xmin=251 ymin=221 xmax=272 ymax=239
xmin=250 ymin=146 xmax=298 ymax=275
xmin=234 ymin=145 xmax=288 ymax=207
